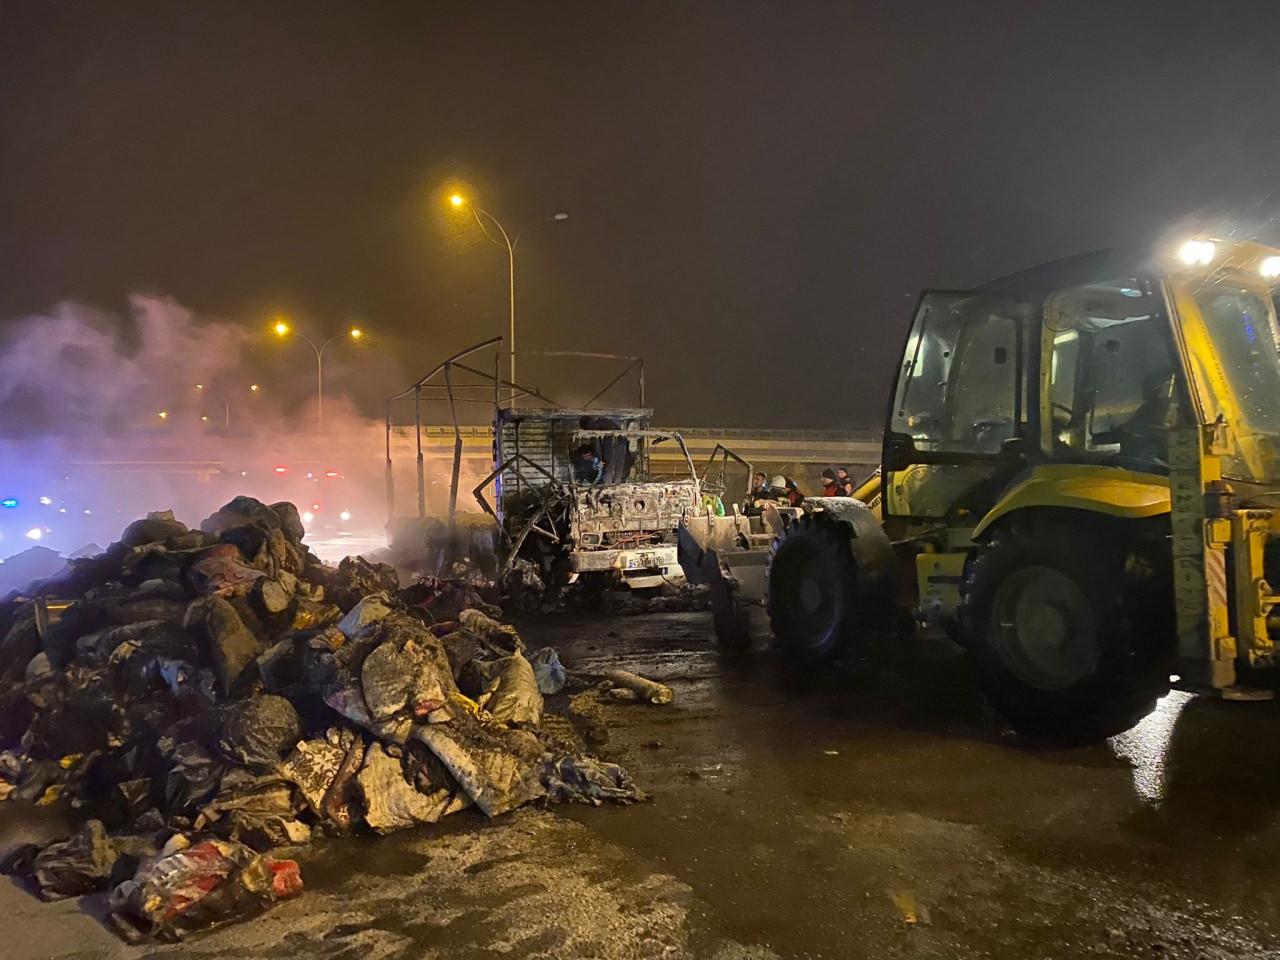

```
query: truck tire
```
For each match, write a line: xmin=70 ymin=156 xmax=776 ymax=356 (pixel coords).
xmin=766 ymin=514 xmax=860 ymax=662
xmin=960 ymin=511 xmax=1174 ymax=742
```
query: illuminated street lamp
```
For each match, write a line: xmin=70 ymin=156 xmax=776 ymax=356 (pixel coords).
xmin=446 ymin=191 xmax=567 ymax=393
xmin=196 ymin=382 xmax=257 ymax=429
xmin=271 ymin=317 xmax=364 ymax=430
xmin=195 ymin=382 xmax=227 ymax=429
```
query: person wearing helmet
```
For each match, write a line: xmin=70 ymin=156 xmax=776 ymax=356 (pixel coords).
xmin=746 ymin=474 xmax=789 ymax=515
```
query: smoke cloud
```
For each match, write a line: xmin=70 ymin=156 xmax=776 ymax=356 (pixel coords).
xmin=0 ymin=296 xmax=407 ymax=565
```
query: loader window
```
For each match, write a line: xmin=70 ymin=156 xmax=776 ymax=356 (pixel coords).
xmin=1044 ymin=280 xmax=1175 ymax=465
xmin=1193 ymin=284 xmax=1280 ymax=441
xmin=892 ymin=292 xmax=1025 ymax=454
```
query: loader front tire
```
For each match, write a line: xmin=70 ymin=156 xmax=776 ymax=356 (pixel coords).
xmin=766 ymin=514 xmax=858 ymax=662
xmin=960 ymin=511 xmax=1173 ymax=742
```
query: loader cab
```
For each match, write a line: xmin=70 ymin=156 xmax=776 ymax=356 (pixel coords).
xmin=884 ymin=241 xmax=1280 ymax=530
xmin=882 ymin=254 xmax=1196 ymax=527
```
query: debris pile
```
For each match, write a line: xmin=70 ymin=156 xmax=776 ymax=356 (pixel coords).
xmin=0 ymin=497 xmax=642 ymax=941
xmin=597 ymin=581 xmax=712 ymax=615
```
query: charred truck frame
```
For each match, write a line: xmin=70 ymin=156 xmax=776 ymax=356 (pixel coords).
xmin=386 ymin=339 xmax=726 ymax=592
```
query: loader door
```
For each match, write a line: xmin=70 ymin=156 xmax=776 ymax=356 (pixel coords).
xmin=884 ymin=291 xmax=1032 ymax=520
xmin=1040 ymin=277 xmax=1179 ymax=469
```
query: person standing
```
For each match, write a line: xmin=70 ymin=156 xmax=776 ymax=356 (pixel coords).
xmin=821 ymin=468 xmax=841 ymax=497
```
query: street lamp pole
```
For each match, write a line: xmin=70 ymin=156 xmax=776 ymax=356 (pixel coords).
xmin=450 ymin=193 xmax=566 ymax=400
xmin=195 ymin=383 xmax=232 ymax=430
xmin=296 ymin=332 xmax=332 ymax=431
xmin=469 ymin=206 xmax=518 ymax=392
xmin=273 ymin=321 xmax=363 ymax=431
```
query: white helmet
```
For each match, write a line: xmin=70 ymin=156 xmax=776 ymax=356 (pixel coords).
xmin=768 ymin=474 xmax=787 ymax=491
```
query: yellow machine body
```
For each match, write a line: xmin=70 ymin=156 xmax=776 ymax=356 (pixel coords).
xmin=878 ymin=238 xmax=1280 ymax=693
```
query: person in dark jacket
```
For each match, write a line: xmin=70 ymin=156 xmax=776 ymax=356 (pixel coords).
xmin=821 ymin=468 xmax=841 ymax=497
xmin=573 ymin=444 xmax=605 ymax=484
xmin=835 ymin=467 xmax=855 ymax=496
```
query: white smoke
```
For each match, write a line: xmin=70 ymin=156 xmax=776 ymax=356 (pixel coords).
xmin=0 ymin=296 xmax=251 ymax=437
xmin=0 ymin=296 xmax=402 ymax=563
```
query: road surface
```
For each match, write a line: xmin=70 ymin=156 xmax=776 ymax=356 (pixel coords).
xmin=3 ymin=611 xmax=1279 ymax=959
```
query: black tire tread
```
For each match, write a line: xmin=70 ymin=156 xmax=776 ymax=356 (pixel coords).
xmin=765 ymin=513 xmax=858 ymax=662
xmin=959 ymin=509 xmax=1173 ymax=742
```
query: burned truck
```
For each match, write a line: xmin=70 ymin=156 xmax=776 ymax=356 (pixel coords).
xmin=386 ymin=339 xmax=724 ymax=594
xmin=476 ymin=408 xmax=703 ymax=591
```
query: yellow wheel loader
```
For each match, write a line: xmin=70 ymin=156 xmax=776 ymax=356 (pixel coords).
xmin=680 ymin=238 xmax=1280 ymax=740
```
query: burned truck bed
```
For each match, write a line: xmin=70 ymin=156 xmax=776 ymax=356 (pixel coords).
xmin=481 ymin=408 xmax=703 ymax=591
xmin=385 ymin=341 xmax=740 ymax=595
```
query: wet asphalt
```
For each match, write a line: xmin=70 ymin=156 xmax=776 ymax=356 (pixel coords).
xmin=5 ymin=609 xmax=1280 ymax=959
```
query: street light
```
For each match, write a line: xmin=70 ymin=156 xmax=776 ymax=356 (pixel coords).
xmin=196 ymin=382 xmax=257 ymax=430
xmin=271 ymin=316 xmax=364 ymax=430
xmin=447 ymin=192 xmax=568 ymax=392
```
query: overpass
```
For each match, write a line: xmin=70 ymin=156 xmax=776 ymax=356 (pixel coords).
xmin=388 ymin=425 xmax=882 ymax=473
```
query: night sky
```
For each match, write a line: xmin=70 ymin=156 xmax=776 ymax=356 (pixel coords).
xmin=5 ymin=0 xmax=1280 ymax=428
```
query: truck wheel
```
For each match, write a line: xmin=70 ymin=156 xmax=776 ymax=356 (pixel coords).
xmin=766 ymin=514 xmax=858 ymax=662
xmin=960 ymin=512 xmax=1173 ymax=742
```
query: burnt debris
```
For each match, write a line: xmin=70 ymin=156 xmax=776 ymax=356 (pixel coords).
xmin=0 ymin=496 xmax=642 ymax=941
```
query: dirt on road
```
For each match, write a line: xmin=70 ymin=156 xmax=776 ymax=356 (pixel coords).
xmin=4 ymin=609 xmax=1280 ymax=959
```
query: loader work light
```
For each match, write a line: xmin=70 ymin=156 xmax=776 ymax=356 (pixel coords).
xmin=1177 ymin=239 xmax=1216 ymax=266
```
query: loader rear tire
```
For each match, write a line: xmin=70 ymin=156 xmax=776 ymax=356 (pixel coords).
xmin=960 ymin=511 xmax=1174 ymax=742
xmin=766 ymin=514 xmax=858 ymax=662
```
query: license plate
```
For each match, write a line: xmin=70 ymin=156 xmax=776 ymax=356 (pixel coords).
xmin=627 ymin=553 xmax=659 ymax=569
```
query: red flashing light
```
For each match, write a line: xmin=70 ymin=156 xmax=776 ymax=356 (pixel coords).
xmin=311 ymin=502 xmax=321 ymax=511
xmin=273 ymin=465 xmax=288 ymax=474
xmin=324 ymin=470 xmax=340 ymax=479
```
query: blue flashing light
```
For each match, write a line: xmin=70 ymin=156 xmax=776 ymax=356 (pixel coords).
xmin=0 ymin=498 xmax=18 ymax=509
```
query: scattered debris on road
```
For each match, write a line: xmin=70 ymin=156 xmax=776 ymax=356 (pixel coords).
xmin=601 ymin=668 xmax=675 ymax=705
xmin=0 ymin=497 xmax=643 ymax=941
xmin=887 ymin=888 xmax=930 ymax=926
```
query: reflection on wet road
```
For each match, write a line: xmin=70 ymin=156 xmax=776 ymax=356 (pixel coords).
xmin=304 ymin=534 xmax=387 ymax=564
xmin=531 ymin=614 xmax=1280 ymax=958
xmin=1109 ymin=691 xmax=1195 ymax=805
xmin=6 ymin=610 xmax=1280 ymax=959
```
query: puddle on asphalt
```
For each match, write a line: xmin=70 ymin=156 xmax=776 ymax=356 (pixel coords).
xmin=1108 ymin=691 xmax=1194 ymax=805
